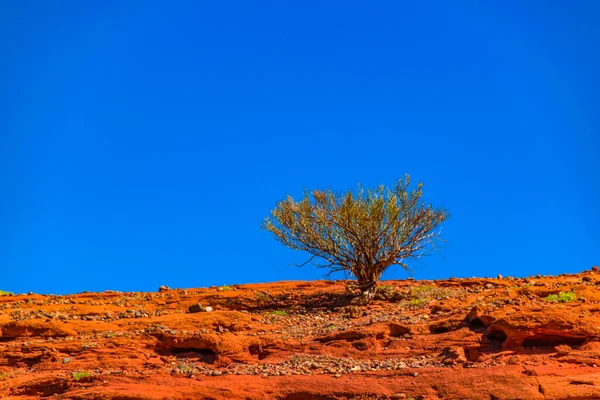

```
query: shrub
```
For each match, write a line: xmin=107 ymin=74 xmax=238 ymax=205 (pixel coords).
xmin=263 ymin=175 xmax=449 ymax=304
xmin=72 ymin=371 xmax=91 ymax=381
xmin=545 ymin=291 xmax=575 ymax=303
xmin=0 ymin=290 xmax=13 ymax=296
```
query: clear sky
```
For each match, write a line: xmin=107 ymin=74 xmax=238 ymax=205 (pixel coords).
xmin=1 ymin=1 xmax=598 ymax=294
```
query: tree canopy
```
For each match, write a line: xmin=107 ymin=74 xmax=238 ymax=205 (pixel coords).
xmin=263 ymin=175 xmax=449 ymax=304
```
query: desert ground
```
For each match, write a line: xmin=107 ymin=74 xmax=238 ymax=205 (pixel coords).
xmin=1 ymin=267 xmax=600 ymax=399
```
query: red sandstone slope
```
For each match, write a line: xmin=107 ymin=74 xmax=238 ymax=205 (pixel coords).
xmin=1 ymin=268 xmax=600 ymax=400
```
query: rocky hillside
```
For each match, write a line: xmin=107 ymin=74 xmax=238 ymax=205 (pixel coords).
xmin=1 ymin=267 xmax=600 ymax=400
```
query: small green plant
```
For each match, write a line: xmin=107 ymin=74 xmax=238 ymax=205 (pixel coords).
xmin=178 ymin=364 xmax=194 ymax=374
xmin=545 ymin=291 xmax=575 ymax=303
xmin=409 ymin=298 xmax=428 ymax=306
xmin=411 ymin=285 xmax=435 ymax=294
xmin=220 ymin=285 xmax=232 ymax=291
xmin=0 ymin=290 xmax=13 ymax=296
xmin=272 ymin=310 xmax=288 ymax=316
xmin=0 ymin=372 xmax=7 ymax=380
xmin=72 ymin=371 xmax=91 ymax=381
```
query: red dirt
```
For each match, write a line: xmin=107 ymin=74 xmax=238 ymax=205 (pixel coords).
xmin=2 ymin=268 xmax=600 ymax=399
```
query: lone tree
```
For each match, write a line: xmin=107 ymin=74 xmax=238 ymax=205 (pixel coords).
xmin=263 ymin=175 xmax=449 ymax=304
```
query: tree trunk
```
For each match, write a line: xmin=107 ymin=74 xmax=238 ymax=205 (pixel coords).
xmin=356 ymin=280 xmax=377 ymax=305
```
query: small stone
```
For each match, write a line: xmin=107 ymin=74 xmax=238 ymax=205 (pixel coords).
xmin=497 ymin=274 xmax=503 ymax=279
xmin=592 ymin=266 xmax=599 ymax=272
xmin=135 ymin=311 xmax=142 ymax=318
xmin=485 ymin=283 xmax=494 ymax=289
xmin=334 ymin=374 xmax=342 ymax=378
xmin=413 ymin=372 xmax=419 ymax=377
xmin=554 ymin=344 xmax=571 ymax=356
xmin=391 ymin=394 xmax=407 ymax=400
xmin=158 ymin=285 xmax=171 ymax=292
xmin=440 ymin=346 xmax=467 ymax=364
xmin=188 ymin=304 xmax=204 ymax=313
xmin=62 ymin=357 xmax=71 ymax=364
xmin=205 ymin=306 xmax=213 ymax=312
xmin=507 ymin=356 xmax=519 ymax=365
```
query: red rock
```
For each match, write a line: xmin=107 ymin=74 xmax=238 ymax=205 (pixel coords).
xmin=0 ymin=272 xmax=599 ymax=399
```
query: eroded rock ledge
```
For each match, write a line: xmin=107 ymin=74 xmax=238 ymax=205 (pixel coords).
xmin=1 ymin=269 xmax=600 ymax=399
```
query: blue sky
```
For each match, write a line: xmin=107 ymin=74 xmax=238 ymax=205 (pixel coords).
xmin=1 ymin=1 xmax=598 ymax=294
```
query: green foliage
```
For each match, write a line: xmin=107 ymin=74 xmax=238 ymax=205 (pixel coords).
xmin=178 ymin=364 xmax=193 ymax=373
xmin=271 ymin=310 xmax=288 ymax=316
xmin=72 ymin=371 xmax=91 ymax=381
xmin=263 ymin=175 xmax=449 ymax=304
xmin=0 ymin=372 xmax=7 ymax=380
xmin=545 ymin=291 xmax=575 ymax=303
xmin=0 ymin=290 xmax=13 ymax=296
xmin=409 ymin=298 xmax=428 ymax=306
xmin=220 ymin=285 xmax=232 ymax=291
xmin=411 ymin=285 xmax=436 ymax=294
